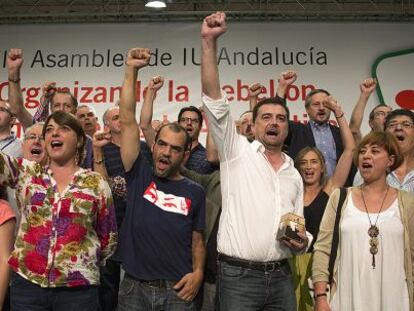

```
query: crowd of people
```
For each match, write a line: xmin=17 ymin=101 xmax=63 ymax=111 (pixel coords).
xmin=0 ymin=11 xmax=413 ymax=311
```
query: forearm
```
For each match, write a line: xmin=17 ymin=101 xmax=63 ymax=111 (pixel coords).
xmin=201 ymin=38 xmax=221 ymax=100
xmin=120 ymin=66 xmax=139 ymax=126
xmin=335 ymin=109 xmax=355 ymax=153
xmin=349 ymin=93 xmax=369 ymax=135
xmin=192 ymin=231 xmax=206 ymax=274
xmin=8 ymin=70 xmax=33 ymax=130
xmin=140 ymin=89 xmax=156 ymax=146
xmin=249 ymin=95 xmax=258 ymax=110
xmin=140 ymin=89 xmax=155 ymax=130
xmin=93 ymin=146 xmax=109 ymax=182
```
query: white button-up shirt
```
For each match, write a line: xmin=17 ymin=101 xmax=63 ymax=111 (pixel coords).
xmin=203 ymin=95 xmax=304 ymax=262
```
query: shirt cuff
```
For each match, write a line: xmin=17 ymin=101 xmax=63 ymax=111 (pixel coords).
xmin=202 ymin=93 xmax=229 ymax=121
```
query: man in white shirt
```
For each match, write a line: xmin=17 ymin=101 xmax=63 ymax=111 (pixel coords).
xmin=201 ymin=12 xmax=308 ymax=310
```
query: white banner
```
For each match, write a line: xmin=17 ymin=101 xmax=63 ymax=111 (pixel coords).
xmin=0 ymin=22 xmax=413 ymax=138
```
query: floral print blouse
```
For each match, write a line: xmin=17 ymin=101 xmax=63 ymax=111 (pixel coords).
xmin=0 ymin=154 xmax=117 ymax=288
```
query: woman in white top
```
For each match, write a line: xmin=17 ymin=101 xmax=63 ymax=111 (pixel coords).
xmin=312 ymin=131 xmax=414 ymax=311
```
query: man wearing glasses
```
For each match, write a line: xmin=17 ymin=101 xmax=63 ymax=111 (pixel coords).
xmin=178 ymin=106 xmax=217 ymax=174
xmin=0 ymin=101 xmax=22 ymax=158
xmin=384 ymin=109 xmax=414 ymax=192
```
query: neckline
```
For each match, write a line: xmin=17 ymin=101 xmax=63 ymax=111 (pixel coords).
xmin=350 ymin=190 xmax=398 ymax=215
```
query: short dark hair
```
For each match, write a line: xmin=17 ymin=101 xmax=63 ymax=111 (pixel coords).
xmin=50 ymin=90 xmax=79 ymax=112
xmin=304 ymin=89 xmax=330 ymax=109
xmin=252 ymin=97 xmax=289 ymax=123
xmin=369 ymin=104 xmax=391 ymax=122
xmin=43 ymin=111 xmax=86 ymax=166
xmin=385 ymin=109 xmax=414 ymax=129
xmin=354 ymin=131 xmax=403 ymax=172
xmin=154 ymin=123 xmax=192 ymax=151
xmin=177 ymin=106 xmax=203 ymax=128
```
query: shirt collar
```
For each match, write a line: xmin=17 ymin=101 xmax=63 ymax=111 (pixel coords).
xmin=309 ymin=119 xmax=329 ymax=129
xmin=0 ymin=133 xmax=17 ymax=143
xmin=251 ymin=140 xmax=294 ymax=167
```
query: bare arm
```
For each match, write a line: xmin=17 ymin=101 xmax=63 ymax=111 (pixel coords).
xmin=276 ymin=70 xmax=297 ymax=99
xmin=119 ymin=48 xmax=151 ymax=172
xmin=248 ymin=83 xmax=263 ymax=110
xmin=7 ymin=49 xmax=34 ymax=130
xmin=313 ymin=281 xmax=331 ymax=311
xmin=323 ymin=97 xmax=356 ymax=195
xmin=173 ymin=230 xmax=205 ymax=301
xmin=92 ymin=131 xmax=112 ymax=182
xmin=201 ymin=12 xmax=227 ymax=100
xmin=139 ymin=76 xmax=164 ymax=147
xmin=0 ymin=218 xmax=15 ymax=307
xmin=349 ymin=78 xmax=376 ymax=144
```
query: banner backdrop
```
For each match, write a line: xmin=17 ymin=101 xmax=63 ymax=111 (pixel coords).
xmin=0 ymin=22 xmax=413 ymax=138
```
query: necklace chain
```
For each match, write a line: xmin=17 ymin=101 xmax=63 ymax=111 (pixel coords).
xmin=360 ymin=184 xmax=389 ymax=269
xmin=360 ymin=184 xmax=389 ymax=227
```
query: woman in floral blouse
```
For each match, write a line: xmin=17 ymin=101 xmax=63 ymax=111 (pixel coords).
xmin=0 ymin=111 xmax=117 ymax=311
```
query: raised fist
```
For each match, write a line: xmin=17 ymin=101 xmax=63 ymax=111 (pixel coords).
xmin=42 ymin=81 xmax=57 ymax=98
xmin=149 ymin=76 xmax=165 ymax=92
xmin=126 ymin=48 xmax=151 ymax=69
xmin=322 ymin=96 xmax=341 ymax=113
xmin=360 ymin=78 xmax=377 ymax=95
xmin=249 ymin=83 xmax=264 ymax=98
xmin=7 ymin=48 xmax=24 ymax=72
xmin=93 ymin=130 xmax=112 ymax=148
xmin=278 ymin=70 xmax=297 ymax=88
xmin=201 ymin=12 xmax=227 ymax=39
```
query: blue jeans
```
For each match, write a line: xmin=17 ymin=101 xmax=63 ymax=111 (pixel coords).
xmin=217 ymin=260 xmax=296 ymax=311
xmin=10 ymin=273 xmax=99 ymax=311
xmin=117 ymin=274 xmax=195 ymax=311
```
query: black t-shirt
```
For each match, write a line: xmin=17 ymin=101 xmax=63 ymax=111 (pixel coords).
xmin=304 ymin=190 xmax=329 ymax=252
xmin=117 ymin=153 xmax=205 ymax=281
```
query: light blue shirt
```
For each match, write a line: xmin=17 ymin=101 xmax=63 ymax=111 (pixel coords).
xmin=309 ymin=120 xmax=336 ymax=176
xmin=353 ymin=169 xmax=414 ymax=194
xmin=0 ymin=133 xmax=23 ymax=158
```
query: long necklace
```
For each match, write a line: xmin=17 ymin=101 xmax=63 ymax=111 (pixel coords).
xmin=360 ymin=184 xmax=389 ymax=269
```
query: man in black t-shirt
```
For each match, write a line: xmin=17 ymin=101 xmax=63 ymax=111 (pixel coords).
xmin=116 ymin=47 xmax=206 ymax=311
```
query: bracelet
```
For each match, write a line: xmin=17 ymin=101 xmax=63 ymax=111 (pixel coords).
xmin=94 ymin=159 xmax=104 ymax=165
xmin=8 ymin=77 xmax=20 ymax=83
xmin=314 ymin=293 xmax=328 ymax=299
xmin=335 ymin=112 xmax=344 ymax=119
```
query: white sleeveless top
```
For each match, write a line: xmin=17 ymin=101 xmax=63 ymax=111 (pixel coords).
xmin=331 ymin=192 xmax=409 ymax=311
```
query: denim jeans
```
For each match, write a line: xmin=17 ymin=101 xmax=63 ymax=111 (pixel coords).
xmin=10 ymin=273 xmax=99 ymax=311
xmin=99 ymin=259 xmax=121 ymax=311
xmin=217 ymin=260 xmax=296 ymax=311
xmin=200 ymin=281 xmax=217 ymax=311
xmin=117 ymin=274 xmax=195 ymax=311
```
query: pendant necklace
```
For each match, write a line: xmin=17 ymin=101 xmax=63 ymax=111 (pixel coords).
xmin=360 ymin=184 xmax=389 ymax=269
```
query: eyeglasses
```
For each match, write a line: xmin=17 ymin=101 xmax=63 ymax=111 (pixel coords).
xmin=179 ymin=117 xmax=200 ymax=124
xmin=24 ymin=134 xmax=44 ymax=141
xmin=386 ymin=121 xmax=414 ymax=130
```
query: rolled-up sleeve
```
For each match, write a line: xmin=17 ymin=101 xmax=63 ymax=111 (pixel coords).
xmin=202 ymin=94 xmax=244 ymax=162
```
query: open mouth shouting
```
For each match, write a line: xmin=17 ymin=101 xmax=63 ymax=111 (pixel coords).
xmin=156 ymin=157 xmax=171 ymax=173
xmin=50 ymin=140 xmax=64 ymax=150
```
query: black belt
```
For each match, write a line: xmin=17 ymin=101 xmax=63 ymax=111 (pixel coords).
xmin=126 ymin=274 xmax=171 ymax=288
xmin=218 ymin=254 xmax=287 ymax=272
